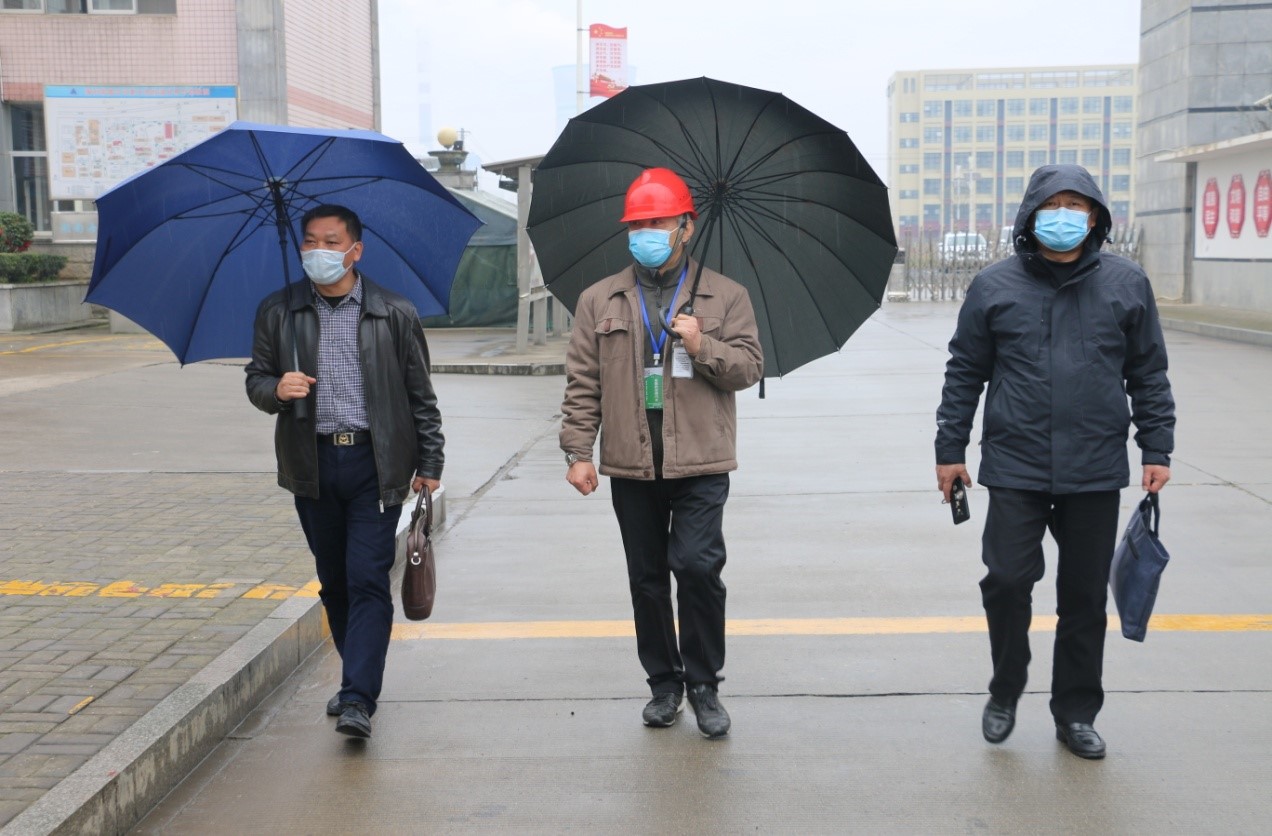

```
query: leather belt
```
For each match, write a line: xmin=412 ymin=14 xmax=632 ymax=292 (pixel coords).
xmin=318 ymin=431 xmax=370 ymax=446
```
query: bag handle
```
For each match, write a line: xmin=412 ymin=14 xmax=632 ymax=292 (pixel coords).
xmin=1139 ymin=491 xmax=1160 ymax=538
xmin=411 ymin=487 xmax=433 ymax=537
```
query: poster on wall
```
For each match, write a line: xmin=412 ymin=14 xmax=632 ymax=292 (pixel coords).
xmin=43 ymin=85 xmax=237 ymax=200
xmin=1194 ymin=145 xmax=1272 ymax=260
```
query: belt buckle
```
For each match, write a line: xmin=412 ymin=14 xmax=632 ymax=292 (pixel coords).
xmin=333 ymin=432 xmax=355 ymax=446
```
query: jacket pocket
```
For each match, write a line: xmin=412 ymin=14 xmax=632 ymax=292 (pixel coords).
xmin=595 ymin=317 xmax=634 ymax=361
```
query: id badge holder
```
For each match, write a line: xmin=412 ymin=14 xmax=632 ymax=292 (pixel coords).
xmin=671 ymin=341 xmax=694 ymax=379
xmin=643 ymin=366 xmax=664 ymax=409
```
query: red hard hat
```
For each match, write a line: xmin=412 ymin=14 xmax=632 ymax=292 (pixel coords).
xmin=620 ymin=168 xmax=697 ymax=222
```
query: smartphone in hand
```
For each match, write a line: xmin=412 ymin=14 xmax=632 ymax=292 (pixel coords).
xmin=950 ymin=477 xmax=971 ymax=525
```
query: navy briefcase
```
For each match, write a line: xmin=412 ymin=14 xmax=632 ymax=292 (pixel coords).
xmin=1109 ymin=492 xmax=1171 ymax=642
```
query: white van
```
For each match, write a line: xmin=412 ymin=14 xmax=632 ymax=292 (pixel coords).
xmin=939 ymin=231 xmax=988 ymax=258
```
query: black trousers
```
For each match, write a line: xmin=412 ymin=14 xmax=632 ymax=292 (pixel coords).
xmin=294 ymin=442 xmax=401 ymax=715
xmin=980 ymin=487 xmax=1121 ymax=724
xmin=610 ymin=473 xmax=730 ymax=695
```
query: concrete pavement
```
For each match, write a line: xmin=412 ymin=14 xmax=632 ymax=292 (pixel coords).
xmin=2 ymin=307 xmax=1271 ymax=834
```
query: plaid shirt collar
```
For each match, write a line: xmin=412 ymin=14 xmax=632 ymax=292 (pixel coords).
xmin=310 ymin=271 xmax=364 ymax=309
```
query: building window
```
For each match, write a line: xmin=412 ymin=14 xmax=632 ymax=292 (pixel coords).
xmin=91 ymin=0 xmax=137 ymax=11
xmin=1113 ymin=96 xmax=1133 ymax=113
xmin=900 ymin=137 xmax=919 ymax=149
xmin=1029 ymin=97 xmax=1050 ymax=116
xmin=1112 ymin=175 xmax=1130 ymax=192
xmin=923 ymin=204 xmax=941 ymax=221
xmin=1006 ymin=150 xmax=1024 ymax=168
xmin=1058 ymin=122 xmax=1078 ymax=140
xmin=976 ymin=72 xmax=1026 ymax=89
xmin=1029 ymin=149 xmax=1048 ymax=167
xmin=898 ymin=189 xmax=919 ymax=199
xmin=1085 ymin=69 xmax=1133 ymax=87
xmin=1005 ymin=177 xmax=1024 ymax=194
xmin=899 ymin=214 xmax=919 ymax=229
xmin=923 ymin=127 xmax=943 ymax=143
xmin=1112 ymin=147 xmax=1131 ymax=166
xmin=8 ymin=103 xmax=51 ymax=232
xmin=1082 ymin=148 xmax=1101 ymax=167
xmin=1005 ymin=124 xmax=1025 ymax=142
xmin=1083 ymin=122 xmax=1104 ymax=140
xmin=923 ymin=101 xmax=944 ymax=118
xmin=1058 ymin=97 xmax=1079 ymax=114
xmin=923 ymin=152 xmax=942 ymax=171
xmin=952 ymin=151 xmax=971 ymax=169
xmin=1058 ymin=149 xmax=1078 ymax=164
xmin=1032 ymin=71 xmax=1080 ymax=88
xmin=952 ymin=126 xmax=971 ymax=143
xmin=1006 ymin=98 xmax=1025 ymax=116
xmin=976 ymin=204 xmax=994 ymax=224
xmin=38 ymin=0 xmax=174 ymax=11
xmin=953 ymin=100 xmax=972 ymax=118
xmin=899 ymin=163 xmax=919 ymax=174
xmin=976 ymin=178 xmax=993 ymax=195
xmin=1 ymin=0 xmax=43 ymax=10
xmin=976 ymin=150 xmax=994 ymax=169
xmin=925 ymin=73 xmax=973 ymax=92
xmin=923 ymin=178 xmax=943 ymax=196
xmin=1110 ymin=200 xmax=1130 ymax=223
xmin=1112 ymin=121 xmax=1132 ymax=139
xmin=899 ymin=112 xmax=919 ymax=123
xmin=1029 ymin=123 xmax=1048 ymax=141
xmin=1083 ymin=97 xmax=1104 ymax=114
xmin=976 ymin=125 xmax=995 ymax=142
xmin=977 ymin=99 xmax=996 ymax=117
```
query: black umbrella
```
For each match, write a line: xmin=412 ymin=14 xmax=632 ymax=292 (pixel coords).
xmin=527 ymin=76 xmax=897 ymax=378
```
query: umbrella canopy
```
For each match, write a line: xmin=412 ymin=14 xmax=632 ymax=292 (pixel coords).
xmin=87 ymin=121 xmax=481 ymax=363
xmin=527 ymin=77 xmax=897 ymax=378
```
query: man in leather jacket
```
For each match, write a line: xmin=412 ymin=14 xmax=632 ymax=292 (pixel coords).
xmin=245 ymin=204 xmax=444 ymax=739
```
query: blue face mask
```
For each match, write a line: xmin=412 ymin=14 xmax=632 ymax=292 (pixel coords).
xmin=302 ymin=244 xmax=356 ymax=285
xmin=628 ymin=227 xmax=677 ymax=269
xmin=1033 ymin=207 xmax=1090 ymax=252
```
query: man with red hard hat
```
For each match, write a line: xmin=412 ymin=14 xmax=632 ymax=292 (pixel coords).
xmin=560 ymin=168 xmax=763 ymax=738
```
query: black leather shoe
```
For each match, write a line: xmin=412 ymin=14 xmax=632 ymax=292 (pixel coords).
xmin=686 ymin=684 xmax=731 ymax=739
xmin=335 ymin=702 xmax=372 ymax=738
xmin=1055 ymin=722 xmax=1106 ymax=759
xmin=642 ymin=692 xmax=684 ymax=727
xmin=982 ymin=698 xmax=1017 ymax=744
xmin=326 ymin=693 xmax=344 ymax=717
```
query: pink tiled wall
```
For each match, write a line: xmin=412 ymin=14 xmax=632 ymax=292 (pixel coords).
xmin=283 ymin=0 xmax=375 ymax=130
xmin=0 ymin=0 xmax=239 ymax=102
xmin=0 ymin=0 xmax=375 ymax=131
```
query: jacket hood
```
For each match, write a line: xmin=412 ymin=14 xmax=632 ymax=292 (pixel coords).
xmin=1012 ymin=165 xmax=1112 ymax=253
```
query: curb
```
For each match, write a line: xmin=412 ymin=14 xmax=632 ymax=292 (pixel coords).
xmin=1160 ymin=318 xmax=1272 ymax=349
xmin=431 ymin=361 xmax=565 ymax=376
xmin=2 ymin=489 xmax=446 ymax=836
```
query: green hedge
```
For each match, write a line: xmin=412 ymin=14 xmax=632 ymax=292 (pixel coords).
xmin=0 ymin=253 xmax=70 ymax=284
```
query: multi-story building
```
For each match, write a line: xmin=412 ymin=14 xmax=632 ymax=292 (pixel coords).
xmin=0 ymin=0 xmax=379 ymax=247
xmin=886 ymin=65 xmax=1137 ymax=244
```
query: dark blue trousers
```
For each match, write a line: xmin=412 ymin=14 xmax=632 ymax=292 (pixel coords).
xmin=610 ymin=473 xmax=730 ymax=695
xmin=980 ymin=487 xmax=1121 ymax=725
xmin=294 ymin=443 xmax=400 ymax=715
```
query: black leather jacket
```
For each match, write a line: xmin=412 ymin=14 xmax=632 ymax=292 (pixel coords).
xmin=245 ymin=274 xmax=444 ymax=507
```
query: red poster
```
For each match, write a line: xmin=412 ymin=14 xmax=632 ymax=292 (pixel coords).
xmin=589 ymin=24 xmax=628 ymax=98
xmin=1227 ymin=173 xmax=1246 ymax=238
xmin=1202 ymin=177 xmax=1220 ymax=239
xmin=1254 ymin=169 xmax=1271 ymax=238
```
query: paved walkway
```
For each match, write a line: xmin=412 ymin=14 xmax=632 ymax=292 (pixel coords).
xmin=0 ymin=304 xmax=1269 ymax=833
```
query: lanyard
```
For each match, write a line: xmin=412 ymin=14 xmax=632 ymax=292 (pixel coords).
xmin=636 ymin=263 xmax=688 ymax=366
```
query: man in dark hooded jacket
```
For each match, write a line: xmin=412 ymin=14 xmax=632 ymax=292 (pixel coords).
xmin=934 ymin=164 xmax=1175 ymax=759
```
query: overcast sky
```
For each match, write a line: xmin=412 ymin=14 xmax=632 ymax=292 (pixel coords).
xmin=378 ymin=0 xmax=1142 ymax=196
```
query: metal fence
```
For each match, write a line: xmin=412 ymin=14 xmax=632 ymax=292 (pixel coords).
xmin=889 ymin=227 xmax=1141 ymax=302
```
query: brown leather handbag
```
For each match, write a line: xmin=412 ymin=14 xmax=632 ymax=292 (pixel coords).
xmin=401 ymin=489 xmax=436 ymax=621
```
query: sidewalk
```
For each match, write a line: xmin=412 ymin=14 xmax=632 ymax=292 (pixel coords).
xmin=0 ymin=325 xmax=568 ymax=834
xmin=2 ymin=307 xmax=1270 ymax=834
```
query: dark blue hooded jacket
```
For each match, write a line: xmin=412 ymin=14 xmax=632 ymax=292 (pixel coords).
xmin=935 ymin=164 xmax=1175 ymax=493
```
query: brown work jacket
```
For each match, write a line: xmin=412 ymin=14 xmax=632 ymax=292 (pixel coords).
xmin=560 ymin=259 xmax=763 ymax=480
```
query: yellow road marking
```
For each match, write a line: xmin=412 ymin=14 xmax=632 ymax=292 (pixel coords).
xmin=391 ymin=614 xmax=1272 ymax=641
xmin=0 ymin=578 xmax=320 ymax=600
xmin=0 ymin=336 xmax=121 ymax=355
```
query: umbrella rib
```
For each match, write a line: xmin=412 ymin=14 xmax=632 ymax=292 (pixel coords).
xmin=732 ymin=194 xmax=882 ymax=289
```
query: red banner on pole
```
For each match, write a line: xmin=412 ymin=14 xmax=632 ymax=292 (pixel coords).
xmin=589 ymin=24 xmax=628 ymax=98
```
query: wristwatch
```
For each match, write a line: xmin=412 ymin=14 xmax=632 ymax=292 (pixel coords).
xmin=565 ymin=452 xmax=582 ymax=466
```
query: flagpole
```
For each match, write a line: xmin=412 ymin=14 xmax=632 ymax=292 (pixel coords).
xmin=576 ymin=0 xmax=585 ymax=114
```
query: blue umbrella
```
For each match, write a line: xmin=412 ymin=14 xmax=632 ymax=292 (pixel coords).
xmin=86 ymin=121 xmax=481 ymax=364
